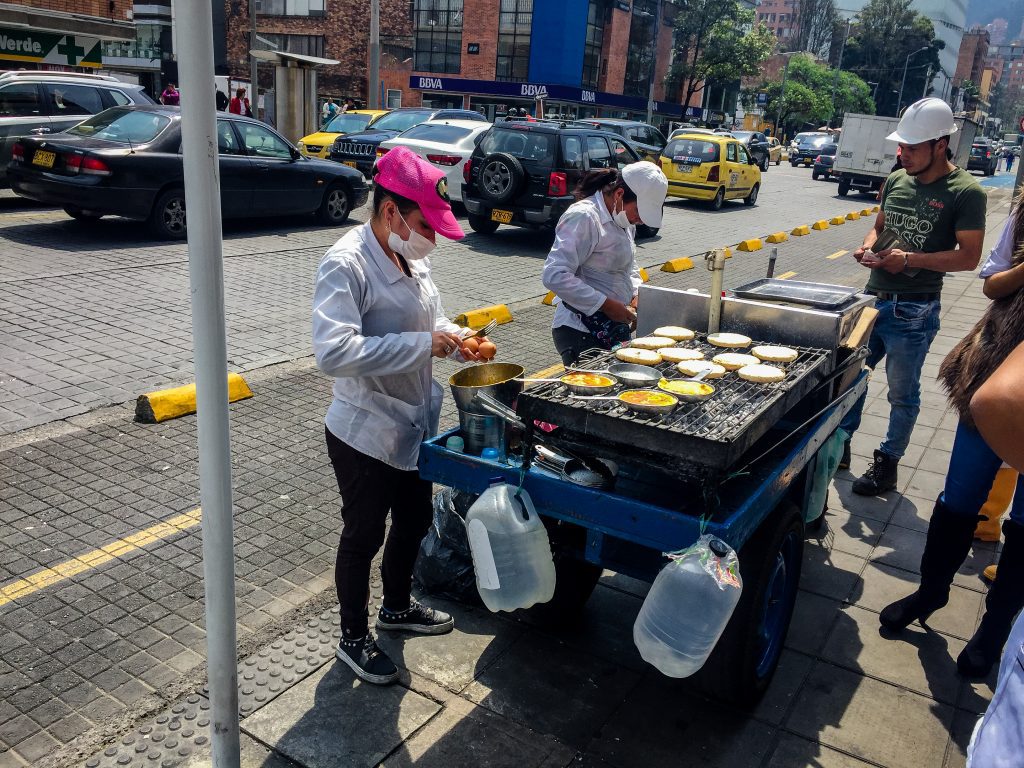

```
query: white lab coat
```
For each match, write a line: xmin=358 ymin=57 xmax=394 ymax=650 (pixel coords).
xmin=967 ymin=611 xmax=1024 ymax=767
xmin=312 ymin=223 xmax=463 ymax=471
xmin=541 ymin=191 xmax=641 ymax=334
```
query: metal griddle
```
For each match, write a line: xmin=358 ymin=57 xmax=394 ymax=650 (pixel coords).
xmin=731 ymin=278 xmax=860 ymax=309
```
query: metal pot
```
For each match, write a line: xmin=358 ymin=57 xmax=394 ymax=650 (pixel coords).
xmin=449 ymin=362 xmax=525 ymax=415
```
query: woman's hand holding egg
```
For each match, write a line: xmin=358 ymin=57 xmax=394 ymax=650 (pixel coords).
xmin=458 ymin=334 xmax=496 ymax=361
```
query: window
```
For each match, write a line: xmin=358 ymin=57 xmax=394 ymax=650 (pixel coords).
xmin=256 ymin=0 xmax=325 ymax=16
xmin=398 ymin=123 xmax=474 ymax=143
xmin=414 ymin=0 xmax=463 ymax=74
xmin=107 ymin=90 xmax=132 ymax=106
xmin=0 ymin=83 xmax=41 ymax=117
xmin=665 ymin=138 xmax=720 ymax=162
xmin=562 ymin=136 xmax=584 ymax=169
xmin=624 ymin=0 xmax=657 ymax=97
xmin=586 ymin=135 xmax=612 ymax=168
xmin=372 ymin=109 xmax=434 ymax=132
xmin=609 ymin=138 xmax=634 ymax=169
xmin=217 ymin=121 xmax=241 ymax=155
xmin=737 ymin=145 xmax=749 ymax=164
xmin=726 ymin=143 xmax=737 ymax=162
xmin=582 ymin=0 xmax=605 ymax=89
xmin=237 ymin=122 xmax=292 ymax=159
xmin=496 ymin=0 xmax=532 ymax=82
xmin=44 ymin=84 xmax=103 ymax=116
xmin=250 ymin=33 xmax=325 ymax=57
xmin=68 ymin=109 xmax=170 ymax=143
xmin=386 ymin=89 xmax=402 ymax=108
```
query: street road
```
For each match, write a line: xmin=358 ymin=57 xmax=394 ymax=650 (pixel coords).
xmin=3 ymin=163 xmax=890 ymax=437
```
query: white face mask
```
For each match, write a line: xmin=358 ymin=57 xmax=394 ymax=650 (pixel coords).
xmin=612 ymin=197 xmax=632 ymax=229
xmin=387 ymin=211 xmax=435 ymax=261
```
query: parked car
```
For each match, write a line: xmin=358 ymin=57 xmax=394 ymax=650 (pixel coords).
xmin=0 ymin=70 xmax=155 ymax=186
xmin=789 ymin=132 xmax=833 ymax=166
xmin=572 ymin=118 xmax=667 ymax=162
xmin=811 ymin=143 xmax=837 ymax=181
xmin=297 ymin=109 xmax=387 ymax=159
xmin=8 ymin=105 xmax=368 ymax=239
xmin=659 ymin=131 xmax=761 ymax=210
xmin=727 ymin=130 xmax=771 ymax=171
xmin=329 ymin=107 xmax=488 ymax=177
xmin=967 ymin=141 xmax=999 ymax=176
xmin=767 ymin=136 xmax=783 ymax=165
xmin=461 ymin=120 xmax=650 ymax=235
xmin=376 ymin=119 xmax=490 ymax=203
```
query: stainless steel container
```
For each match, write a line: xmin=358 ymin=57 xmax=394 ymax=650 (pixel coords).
xmin=457 ymin=410 xmax=505 ymax=456
xmin=449 ymin=363 xmax=525 ymax=414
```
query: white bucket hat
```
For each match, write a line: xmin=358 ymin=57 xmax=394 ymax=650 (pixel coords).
xmin=887 ymin=98 xmax=958 ymax=145
xmin=622 ymin=161 xmax=669 ymax=228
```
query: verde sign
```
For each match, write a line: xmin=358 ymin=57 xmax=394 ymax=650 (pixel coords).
xmin=0 ymin=28 xmax=102 ymax=67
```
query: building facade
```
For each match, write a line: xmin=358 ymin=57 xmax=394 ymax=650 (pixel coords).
xmin=955 ymin=28 xmax=989 ymax=87
xmin=754 ymin=0 xmax=797 ymax=45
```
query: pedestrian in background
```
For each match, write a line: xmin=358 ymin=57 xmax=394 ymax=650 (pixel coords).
xmin=322 ymin=97 xmax=339 ymax=127
xmin=312 ymin=147 xmax=488 ymax=685
xmin=215 ymin=87 xmax=228 ymax=111
xmin=342 ymin=98 xmax=355 ymax=113
xmin=229 ymin=87 xmax=251 ymax=117
xmin=838 ymin=98 xmax=986 ymax=496
xmin=1005 ymin=146 xmax=1015 ymax=173
xmin=160 ymin=83 xmax=179 ymax=106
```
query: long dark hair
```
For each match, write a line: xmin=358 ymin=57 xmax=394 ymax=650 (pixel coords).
xmin=574 ymin=168 xmax=637 ymax=203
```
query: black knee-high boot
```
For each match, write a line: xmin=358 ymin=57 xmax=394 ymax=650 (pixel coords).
xmin=958 ymin=518 xmax=1024 ymax=677
xmin=880 ymin=496 xmax=979 ymax=630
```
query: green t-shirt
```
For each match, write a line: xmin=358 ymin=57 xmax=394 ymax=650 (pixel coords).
xmin=870 ymin=166 xmax=987 ymax=294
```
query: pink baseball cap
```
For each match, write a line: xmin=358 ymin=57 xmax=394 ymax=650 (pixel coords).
xmin=374 ymin=146 xmax=465 ymax=240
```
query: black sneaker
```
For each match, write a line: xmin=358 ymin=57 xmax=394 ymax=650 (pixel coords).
xmin=335 ymin=634 xmax=399 ymax=685
xmin=376 ymin=599 xmax=454 ymax=635
xmin=838 ymin=440 xmax=851 ymax=470
xmin=852 ymin=449 xmax=899 ymax=496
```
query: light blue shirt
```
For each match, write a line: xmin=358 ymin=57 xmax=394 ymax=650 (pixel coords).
xmin=967 ymin=611 xmax=1024 ymax=766
xmin=979 ymin=219 xmax=1015 ymax=279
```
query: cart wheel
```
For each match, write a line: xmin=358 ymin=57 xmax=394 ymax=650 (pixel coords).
xmin=694 ymin=501 xmax=804 ymax=707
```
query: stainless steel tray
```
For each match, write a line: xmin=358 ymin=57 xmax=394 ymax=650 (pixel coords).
xmin=731 ymin=279 xmax=860 ymax=309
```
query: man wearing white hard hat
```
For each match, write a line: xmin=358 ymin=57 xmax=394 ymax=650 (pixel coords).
xmin=840 ymin=97 xmax=986 ymax=496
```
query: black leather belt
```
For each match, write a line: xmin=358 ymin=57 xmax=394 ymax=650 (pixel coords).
xmin=866 ymin=290 xmax=941 ymax=302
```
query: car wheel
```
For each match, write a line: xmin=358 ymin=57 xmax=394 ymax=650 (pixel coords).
xmin=743 ymin=183 xmax=759 ymax=206
xmin=149 ymin=188 xmax=187 ymax=240
xmin=709 ymin=187 xmax=725 ymax=211
xmin=317 ymin=184 xmax=351 ymax=225
xmin=790 ymin=159 xmax=798 ymax=167
xmin=837 ymin=179 xmax=851 ymax=197
xmin=812 ymin=170 xmax=820 ymax=181
xmin=467 ymin=212 xmax=500 ymax=234
xmin=760 ymin=155 xmax=769 ymax=172
xmin=64 ymin=206 xmax=102 ymax=221
xmin=478 ymin=152 xmax=525 ymax=205
xmin=775 ymin=157 xmax=781 ymax=165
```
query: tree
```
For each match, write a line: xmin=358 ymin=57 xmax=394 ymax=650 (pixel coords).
xmin=959 ymin=80 xmax=981 ymax=111
xmin=841 ymin=0 xmax=941 ymax=117
xmin=789 ymin=0 xmax=837 ymax=58
xmin=758 ymin=53 xmax=875 ymax=132
xmin=666 ymin=0 xmax=777 ymax=111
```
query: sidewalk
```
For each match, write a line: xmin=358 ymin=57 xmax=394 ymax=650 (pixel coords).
xmin=1 ymin=193 xmax=1014 ymax=768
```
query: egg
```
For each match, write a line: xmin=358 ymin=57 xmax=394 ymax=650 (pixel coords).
xmin=478 ymin=340 xmax=496 ymax=360
xmin=461 ymin=336 xmax=480 ymax=354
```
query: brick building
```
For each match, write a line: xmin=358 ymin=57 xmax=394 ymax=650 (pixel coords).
xmin=954 ymin=28 xmax=989 ymax=87
xmin=225 ymin=0 xmax=709 ymax=127
xmin=754 ymin=0 xmax=797 ymax=45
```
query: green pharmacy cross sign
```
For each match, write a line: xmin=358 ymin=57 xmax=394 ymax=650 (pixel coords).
xmin=0 ymin=28 xmax=102 ymax=67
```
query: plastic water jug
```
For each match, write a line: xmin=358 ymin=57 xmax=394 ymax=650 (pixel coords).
xmin=465 ymin=480 xmax=556 ymax=612
xmin=633 ymin=535 xmax=742 ymax=678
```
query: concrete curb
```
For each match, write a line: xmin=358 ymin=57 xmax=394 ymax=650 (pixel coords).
xmin=828 ymin=216 xmax=846 ymax=225
xmin=791 ymin=225 xmax=811 ymax=236
xmin=859 ymin=208 xmax=874 ymax=216
xmin=737 ymin=238 xmax=763 ymax=252
xmin=766 ymin=232 xmax=788 ymax=243
xmin=812 ymin=220 xmax=830 ymax=230
xmin=134 ymin=373 xmax=253 ymax=424
xmin=845 ymin=211 xmax=860 ymax=220
xmin=661 ymin=257 xmax=695 ymax=272
xmin=455 ymin=304 xmax=513 ymax=329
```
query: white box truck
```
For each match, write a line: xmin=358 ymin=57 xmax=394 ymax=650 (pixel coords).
xmin=833 ymin=114 xmax=978 ymax=198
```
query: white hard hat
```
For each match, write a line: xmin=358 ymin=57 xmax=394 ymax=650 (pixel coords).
xmin=886 ymin=98 xmax=957 ymax=145
xmin=622 ymin=161 xmax=668 ymax=228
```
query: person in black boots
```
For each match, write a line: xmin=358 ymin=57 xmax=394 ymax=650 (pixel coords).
xmin=837 ymin=98 xmax=986 ymax=496
xmin=879 ymin=191 xmax=1024 ymax=678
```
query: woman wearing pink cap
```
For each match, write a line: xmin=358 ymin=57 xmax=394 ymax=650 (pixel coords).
xmin=312 ymin=146 xmax=490 ymax=685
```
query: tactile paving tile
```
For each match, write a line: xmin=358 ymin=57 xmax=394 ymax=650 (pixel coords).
xmin=83 ymin=607 xmax=343 ymax=767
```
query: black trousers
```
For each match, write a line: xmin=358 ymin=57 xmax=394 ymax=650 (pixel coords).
xmin=325 ymin=427 xmax=433 ymax=637
xmin=552 ymin=325 xmax=602 ymax=367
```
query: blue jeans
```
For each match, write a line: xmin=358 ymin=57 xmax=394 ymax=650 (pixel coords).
xmin=944 ymin=421 xmax=1024 ymax=524
xmin=840 ymin=297 xmax=941 ymax=460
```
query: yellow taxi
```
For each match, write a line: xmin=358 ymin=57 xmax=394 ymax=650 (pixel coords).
xmin=297 ymin=109 xmax=388 ymax=159
xmin=659 ymin=132 xmax=762 ymax=210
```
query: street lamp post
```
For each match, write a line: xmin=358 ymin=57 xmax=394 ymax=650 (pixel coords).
xmin=830 ymin=18 xmax=853 ymax=122
xmin=643 ymin=0 xmax=663 ymax=125
xmin=774 ymin=52 xmax=798 ymax=140
xmin=897 ymin=46 xmax=930 ymax=115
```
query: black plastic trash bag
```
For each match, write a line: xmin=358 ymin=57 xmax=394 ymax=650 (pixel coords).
xmin=413 ymin=488 xmax=482 ymax=605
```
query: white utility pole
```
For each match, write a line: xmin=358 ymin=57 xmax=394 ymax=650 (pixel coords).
xmin=369 ymin=0 xmax=380 ymax=109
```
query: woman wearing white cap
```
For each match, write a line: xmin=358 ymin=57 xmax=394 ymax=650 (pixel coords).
xmin=542 ymin=161 xmax=669 ymax=366
xmin=312 ymin=146 xmax=490 ymax=685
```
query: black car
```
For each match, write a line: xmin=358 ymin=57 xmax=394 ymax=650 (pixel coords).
xmin=727 ymin=130 xmax=771 ymax=171
xmin=811 ymin=143 xmax=837 ymax=181
xmin=7 ymin=105 xmax=368 ymax=239
xmin=967 ymin=141 xmax=998 ymax=176
xmin=571 ymin=118 xmax=666 ymax=161
xmin=329 ymin=107 xmax=488 ymax=177
xmin=462 ymin=120 xmax=649 ymax=236
xmin=789 ymin=132 xmax=833 ymax=166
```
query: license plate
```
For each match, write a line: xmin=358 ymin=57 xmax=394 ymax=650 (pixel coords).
xmin=674 ymin=163 xmax=692 ymax=174
xmin=803 ymin=159 xmax=812 ymax=166
xmin=32 ymin=150 xmax=56 ymax=169
xmin=490 ymin=209 xmax=513 ymax=224
xmin=343 ymin=160 xmax=357 ymax=168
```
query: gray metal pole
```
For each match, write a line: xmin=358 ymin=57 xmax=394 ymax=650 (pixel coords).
xmin=249 ymin=0 xmax=258 ymax=117
xmin=646 ymin=0 xmax=662 ymax=125
xmin=831 ymin=19 xmax=850 ymax=122
xmin=176 ymin=0 xmax=241 ymax=765
xmin=369 ymin=0 xmax=380 ymax=109
xmin=897 ymin=47 xmax=928 ymax=116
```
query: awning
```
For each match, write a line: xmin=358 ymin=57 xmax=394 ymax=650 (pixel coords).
xmin=249 ymin=49 xmax=339 ymax=67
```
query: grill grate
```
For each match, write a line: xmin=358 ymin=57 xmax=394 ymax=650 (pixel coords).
xmin=517 ymin=333 xmax=834 ymax=475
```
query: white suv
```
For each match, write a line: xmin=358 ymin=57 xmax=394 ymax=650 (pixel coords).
xmin=0 ymin=71 xmax=155 ymax=185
